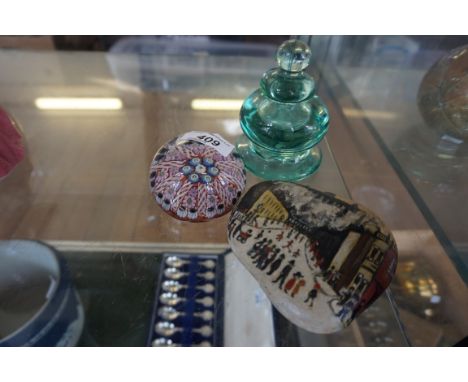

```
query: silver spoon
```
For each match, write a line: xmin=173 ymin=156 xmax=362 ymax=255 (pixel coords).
xmin=196 ymin=341 xmax=212 ymax=347
xmin=164 ymin=268 xmax=216 ymax=281
xmin=166 ymin=256 xmax=216 ymax=269
xmin=159 ymin=293 xmax=214 ymax=308
xmin=160 ymin=292 xmax=184 ymax=306
xmin=162 ymin=280 xmax=215 ymax=294
xmin=199 ymin=259 xmax=216 ymax=269
xmin=197 ymin=310 xmax=214 ymax=321
xmin=193 ymin=326 xmax=214 ymax=337
xmin=165 ymin=256 xmax=188 ymax=268
xmin=151 ymin=338 xmax=212 ymax=347
xmin=195 ymin=296 xmax=214 ymax=307
xmin=158 ymin=306 xmax=215 ymax=321
xmin=197 ymin=283 xmax=215 ymax=293
xmin=152 ymin=338 xmax=178 ymax=347
xmin=164 ymin=267 xmax=189 ymax=280
xmin=161 ymin=280 xmax=184 ymax=293
xmin=155 ymin=322 xmax=214 ymax=337
xmin=197 ymin=271 xmax=215 ymax=281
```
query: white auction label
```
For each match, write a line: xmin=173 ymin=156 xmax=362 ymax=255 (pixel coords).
xmin=177 ymin=131 xmax=235 ymax=156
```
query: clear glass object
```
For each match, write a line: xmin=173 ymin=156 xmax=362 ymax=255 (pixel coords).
xmin=418 ymin=44 xmax=468 ymax=139
xmin=237 ymin=39 xmax=330 ymax=180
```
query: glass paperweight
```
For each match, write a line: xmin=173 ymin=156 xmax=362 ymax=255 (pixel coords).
xmin=0 ymin=106 xmax=24 ymax=181
xmin=149 ymin=132 xmax=246 ymax=222
xmin=237 ymin=40 xmax=330 ymax=181
xmin=418 ymin=44 xmax=468 ymax=140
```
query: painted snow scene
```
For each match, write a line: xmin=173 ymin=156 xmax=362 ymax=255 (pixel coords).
xmin=227 ymin=181 xmax=398 ymax=334
xmin=149 ymin=134 xmax=246 ymax=222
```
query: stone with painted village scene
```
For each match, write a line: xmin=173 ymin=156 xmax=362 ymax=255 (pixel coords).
xmin=227 ymin=181 xmax=398 ymax=334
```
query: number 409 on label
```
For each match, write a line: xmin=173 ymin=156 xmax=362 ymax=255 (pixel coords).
xmin=197 ymin=135 xmax=220 ymax=146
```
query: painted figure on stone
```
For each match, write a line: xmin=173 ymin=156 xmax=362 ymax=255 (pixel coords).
xmin=267 ymin=254 xmax=285 ymax=276
xmin=291 ymin=278 xmax=306 ymax=298
xmin=237 ymin=228 xmax=253 ymax=243
xmin=259 ymin=247 xmax=281 ymax=270
xmin=304 ymin=281 xmax=322 ymax=307
xmin=272 ymin=260 xmax=295 ymax=289
xmin=284 ymin=272 xmax=303 ymax=293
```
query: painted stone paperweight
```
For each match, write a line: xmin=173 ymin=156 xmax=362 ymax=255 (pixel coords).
xmin=236 ymin=39 xmax=330 ymax=181
xmin=149 ymin=132 xmax=246 ymax=222
xmin=227 ymin=181 xmax=397 ymax=334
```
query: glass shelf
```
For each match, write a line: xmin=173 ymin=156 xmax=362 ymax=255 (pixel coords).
xmin=308 ymin=35 xmax=468 ymax=346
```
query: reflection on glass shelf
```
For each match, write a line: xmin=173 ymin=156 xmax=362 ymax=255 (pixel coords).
xmin=35 ymin=97 xmax=123 ymax=110
xmin=342 ymin=108 xmax=397 ymax=121
xmin=274 ymin=290 xmax=409 ymax=347
xmin=191 ymin=98 xmax=243 ymax=111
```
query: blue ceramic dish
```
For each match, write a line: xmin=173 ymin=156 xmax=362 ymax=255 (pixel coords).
xmin=0 ymin=240 xmax=84 ymax=347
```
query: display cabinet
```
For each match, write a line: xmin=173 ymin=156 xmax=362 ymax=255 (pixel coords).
xmin=0 ymin=36 xmax=466 ymax=346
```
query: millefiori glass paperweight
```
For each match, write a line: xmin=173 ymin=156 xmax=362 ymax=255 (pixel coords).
xmin=149 ymin=131 xmax=246 ymax=222
xmin=237 ymin=39 xmax=330 ymax=181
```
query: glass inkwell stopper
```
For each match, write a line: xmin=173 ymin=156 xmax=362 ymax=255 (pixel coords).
xmin=236 ymin=39 xmax=330 ymax=180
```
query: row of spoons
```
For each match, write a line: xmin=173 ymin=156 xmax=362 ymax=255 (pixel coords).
xmin=151 ymin=255 xmax=220 ymax=347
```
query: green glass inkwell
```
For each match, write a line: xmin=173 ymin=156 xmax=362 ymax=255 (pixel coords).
xmin=236 ymin=39 xmax=330 ymax=180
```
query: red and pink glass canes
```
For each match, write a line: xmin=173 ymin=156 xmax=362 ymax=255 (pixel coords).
xmin=0 ymin=107 xmax=25 ymax=181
